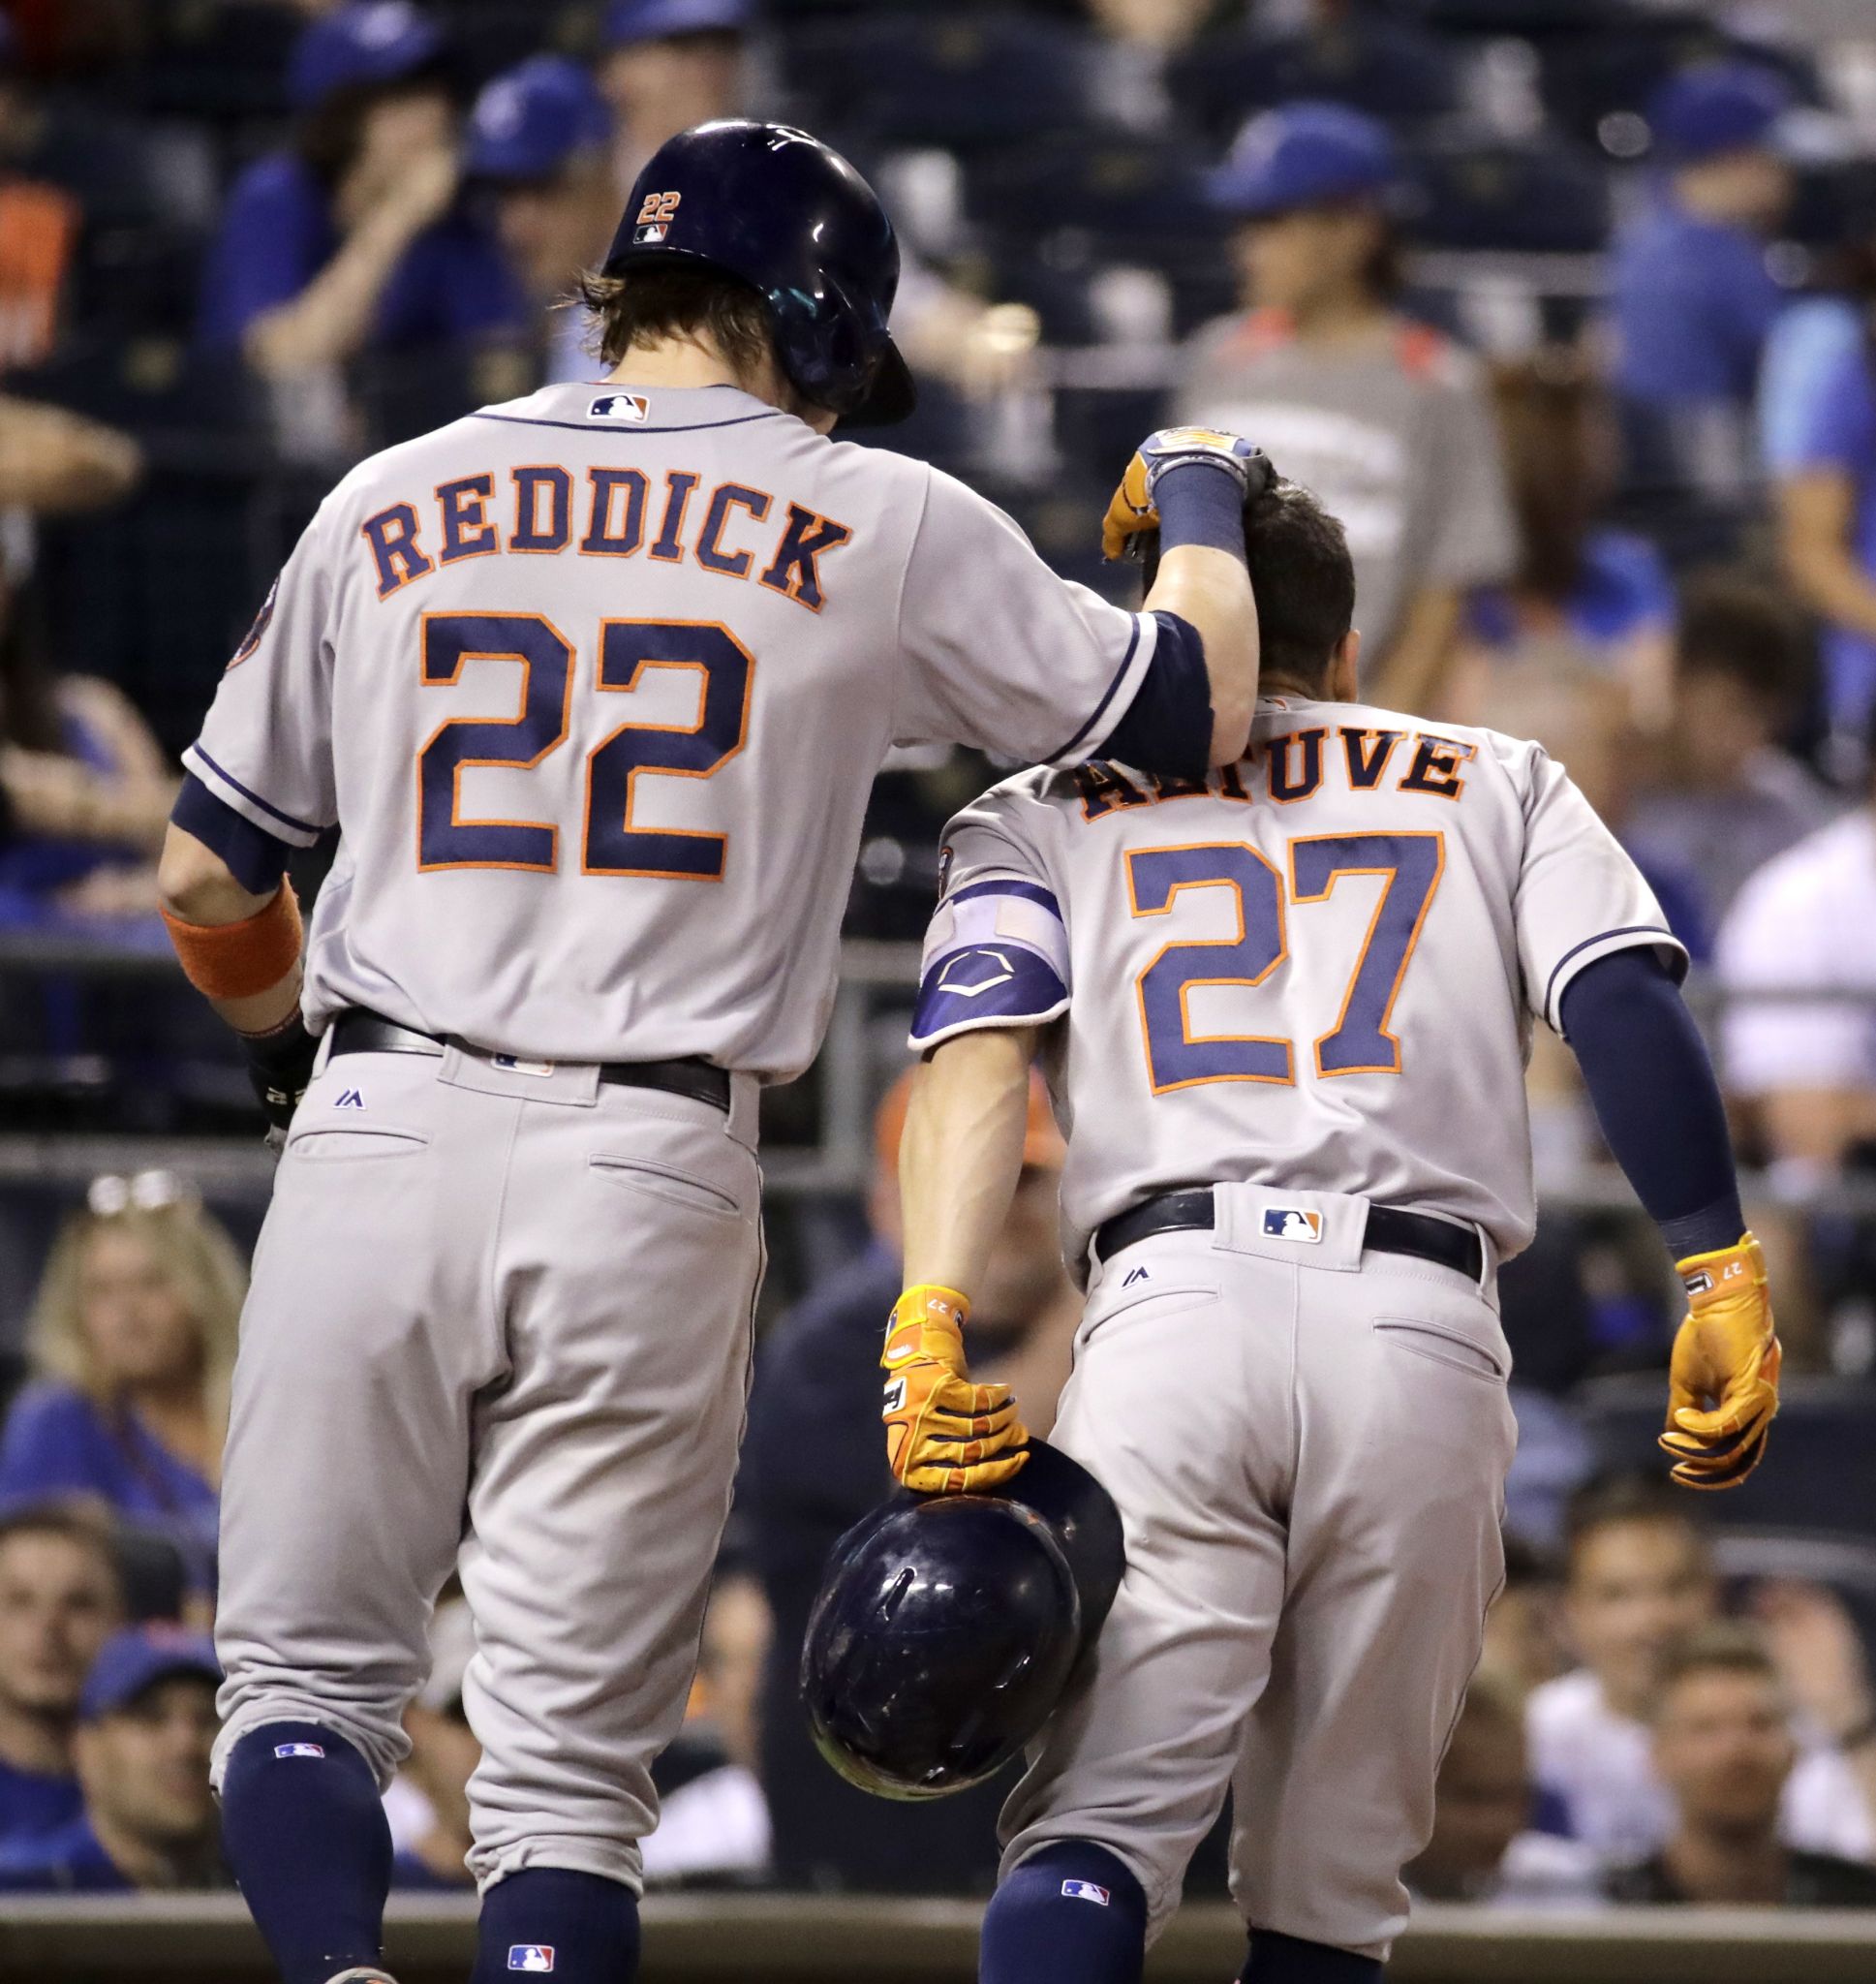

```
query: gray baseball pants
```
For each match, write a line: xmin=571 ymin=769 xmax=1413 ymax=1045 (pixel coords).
xmin=210 ymin=1041 xmax=764 ymax=1894
xmin=1000 ymin=1182 xmax=1517 ymax=1958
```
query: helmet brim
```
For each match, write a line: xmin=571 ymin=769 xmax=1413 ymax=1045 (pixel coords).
xmin=840 ymin=337 xmax=917 ymax=428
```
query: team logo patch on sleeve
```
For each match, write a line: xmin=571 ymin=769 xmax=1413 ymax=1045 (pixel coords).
xmin=1263 ymin=1208 xmax=1323 ymax=1244
xmin=507 ymin=1947 xmax=555 ymax=1972
xmin=1061 ymin=1879 xmax=1111 ymax=1905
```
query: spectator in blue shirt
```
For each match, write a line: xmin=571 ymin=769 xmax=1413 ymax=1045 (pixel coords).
xmin=0 ymin=1174 xmax=245 ymax=1594
xmin=465 ymin=56 xmax=617 ymax=388
xmin=0 ymin=1626 xmax=224 ymax=1892
xmin=1774 ymin=286 xmax=1876 ymax=754
xmin=196 ymin=3 xmax=523 ymax=384
xmin=1612 ymin=62 xmax=1794 ymax=497
xmin=0 ymin=1507 xmax=126 ymax=1849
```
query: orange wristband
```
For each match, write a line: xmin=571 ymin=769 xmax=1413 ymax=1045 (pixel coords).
xmin=162 ymin=883 xmax=303 ymax=1001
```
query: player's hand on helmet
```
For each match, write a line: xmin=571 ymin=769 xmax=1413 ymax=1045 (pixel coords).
xmin=882 ymin=1285 xmax=1030 ymax=1496
xmin=1101 ymin=427 xmax=1274 ymax=562
xmin=1659 ymin=1232 xmax=1781 ymax=1491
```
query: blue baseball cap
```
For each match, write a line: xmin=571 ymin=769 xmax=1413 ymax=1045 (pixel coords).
xmin=467 ymin=57 xmax=612 ymax=182
xmin=289 ymin=2 xmax=446 ymax=115
xmin=79 ymin=1627 xmax=220 ymax=1722
xmin=603 ymin=0 xmax=751 ymax=51
xmin=1647 ymin=61 xmax=1791 ymax=166
xmin=1208 ymin=102 xmax=1398 ymax=220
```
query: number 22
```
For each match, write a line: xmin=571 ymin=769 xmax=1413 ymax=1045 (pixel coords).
xmin=416 ymin=612 xmax=752 ymax=879
xmin=1127 ymin=832 xmax=1444 ymax=1093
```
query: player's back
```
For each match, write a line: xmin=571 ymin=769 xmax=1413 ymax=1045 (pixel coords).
xmin=187 ymin=380 xmax=1151 ymax=1077
xmin=915 ymin=696 xmax=1683 ymax=1266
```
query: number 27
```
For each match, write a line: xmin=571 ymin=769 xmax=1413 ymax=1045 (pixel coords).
xmin=1127 ymin=832 xmax=1444 ymax=1092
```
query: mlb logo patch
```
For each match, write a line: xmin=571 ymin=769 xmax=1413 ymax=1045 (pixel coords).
xmin=507 ymin=1948 xmax=555 ymax=1973
xmin=1263 ymin=1208 xmax=1323 ymax=1244
xmin=490 ymin=1054 xmax=555 ymax=1076
xmin=589 ymin=391 xmax=649 ymax=423
xmin=633 ymin=222 xmax=668 ymax=243
xmin=1061 ymin=1879 xmax=1111 ymax=1905
xmin=273 ymin=1743 xmax=324 ymax=1759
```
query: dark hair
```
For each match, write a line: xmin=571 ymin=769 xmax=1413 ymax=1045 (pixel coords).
xmin=0 ymin=577 xmax=65 ymax=755
xmin=293 ymin=69 xmax=453 ymax=192
xmin=1563 ymin=1472 xmax=1707 ymax=1573
xmin=1675 ymin=570 xmax=1810 ymax=712
xmin=0 ymin=1502 xmax=124 ymax=1592
xmin=1492 ymin=349 xmax=1607 ymax=604
xmin=1652 ymin=1620 xmax=1779 ymax=1714
xmin=1243 ymin=480 xmax=1356 ymax=692
xmin=573 ymin=264 xmax=782 ymax=383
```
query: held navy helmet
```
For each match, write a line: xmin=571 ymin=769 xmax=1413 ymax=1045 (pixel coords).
xmin=600 ymin=119 xmax=916 ymax=426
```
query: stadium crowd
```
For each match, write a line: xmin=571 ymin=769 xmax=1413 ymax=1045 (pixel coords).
xmin=4 ymin=0 xmax=1876 ymax=1921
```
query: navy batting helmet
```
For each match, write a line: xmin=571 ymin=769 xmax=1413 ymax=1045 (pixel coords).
xmin=800 ymin=1442 xmax=1125 ymax=1801
xmin=600 ymin=119 xmax=915 ymax=426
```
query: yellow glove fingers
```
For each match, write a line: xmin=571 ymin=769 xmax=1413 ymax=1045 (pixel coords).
xmin=1668 ymin=1429 xmax=1769 ymax=1491
xmin=903 ymin=1447 xmax=1032 ymax=1497
xmin=913 ymin=1402 xmax=1026 ymax=1445
xmin=1667 ymin=1350 xmax=1781 ymax=1442
xmin=1660 ymin=1408 xmax=1772 ymax=1468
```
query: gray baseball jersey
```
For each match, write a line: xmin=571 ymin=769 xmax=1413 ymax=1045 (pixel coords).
xmin=185 ymin=379 xmax=1157 ymax=1077
xmin=911 ymin=695 xmax=1685 ymax=1268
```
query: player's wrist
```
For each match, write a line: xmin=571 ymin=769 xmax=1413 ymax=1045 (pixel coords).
xmin=1150 ymin=460 xmax=1250 ymax=558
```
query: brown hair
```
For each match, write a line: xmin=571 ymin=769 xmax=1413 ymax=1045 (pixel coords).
xmin=0 ymin=1502 xmax=125 ymax=1597
xmin=1652 ymin=1621 xmax=1781 ymax=1716
xmin=1563 ymin=1472 xmax=1707 ymax=1575
xmin=1491 ymin=349 xmax=1608 ymax=604
xmin=1243 ymin=480 xmax=1356 ymax=693
xmin=574 ymin=264 xmax=781 ymax=382
xmin=1675 ymin=569 xmax=1810 ymax=713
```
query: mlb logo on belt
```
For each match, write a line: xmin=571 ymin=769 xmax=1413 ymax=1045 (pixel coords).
xmin=1061 ymin=1879 xmax=1111 ymax=1905
xmin=1263 ymin=1208 xmax=1323 ymax=1244
xmin=491 ymin=1054 xmax=556 ymax=1077
xmin=507 ymin=1947 xmax=555 ymax=1973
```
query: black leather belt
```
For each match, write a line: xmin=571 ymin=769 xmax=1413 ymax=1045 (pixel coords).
xmin=1093 ymin=1187 xmax=1483 ymax=1281
xmin=326 ymin=1011 xmax=731 ymax=1113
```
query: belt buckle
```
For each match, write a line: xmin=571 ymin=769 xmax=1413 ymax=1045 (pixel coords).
xmin=490 ymin=1053 xmax=555 ymax=1077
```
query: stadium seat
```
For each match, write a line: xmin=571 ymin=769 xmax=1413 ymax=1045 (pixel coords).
xmin=1578 ymin=1373 xmax=1876 ymax=1542
xmin=1406 ymin=132 xmax=1612 ymax=253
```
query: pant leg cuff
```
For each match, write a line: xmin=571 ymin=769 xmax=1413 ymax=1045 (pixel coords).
xmin=470 ymin=1838 xmax=645 ymax=1899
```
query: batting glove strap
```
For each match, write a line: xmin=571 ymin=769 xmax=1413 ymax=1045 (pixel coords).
xmin=1659 ymin=1232 xmax=1781 ymax=1491
xmin=881 ymin=1285 xmax=1030 ymax=1495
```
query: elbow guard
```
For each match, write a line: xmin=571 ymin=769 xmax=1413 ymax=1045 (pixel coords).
xmin=1101 ymin=610 xmax=1211 ymax=781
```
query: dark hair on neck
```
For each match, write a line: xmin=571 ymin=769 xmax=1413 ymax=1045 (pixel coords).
xmin=572 ymin=264 xmax=790 ymax=389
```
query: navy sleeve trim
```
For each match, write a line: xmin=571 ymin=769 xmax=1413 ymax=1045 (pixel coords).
xmin=947 ymin=879 xmax=1061 ymax=912
xmin=171 ymin=774 xmax=293 ymax=895
xmin=188 ymin=745 xmax=323 ymax=838
xmin=472 ymin=410 xmax=786 ymax=437
xmin=1544 ymin=924 xmax=1684 ymax=1020
xmin=1045 ymin=616 xmax=1145 ymax=763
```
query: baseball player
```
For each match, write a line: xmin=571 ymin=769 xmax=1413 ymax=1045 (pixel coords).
xmin=889 ymin=479 xmax=1781 ymax=1983
xmin=155 ymin=122 xmax=1269 ymax=1984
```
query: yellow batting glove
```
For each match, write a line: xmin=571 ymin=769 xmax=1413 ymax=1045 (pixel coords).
xmin=1099 ymin=427 xmax=1271 ymax=562
xmin=881 ymin=1285 xmax=1030 ymax=1496
xmin=1658 ymin=1233 xmax=1781 ymax=1491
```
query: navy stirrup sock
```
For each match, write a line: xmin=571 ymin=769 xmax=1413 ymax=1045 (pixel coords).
xmin=1243 ymin=1927 xmax=1384 ymax=1983
xmin=471 ymin=1868 xmax=641 ymax=1984
xmin=981 ymin=1841 xmax=1148 ymax=1984
xmin=220 ymin=1721 xmax=392 ymax=1984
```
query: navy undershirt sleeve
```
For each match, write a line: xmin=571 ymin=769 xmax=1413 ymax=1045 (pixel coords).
xmin=171 ymin=772 xmax=292 ymax=896
xmin=1558 ymin=946 xmax=1743 ymax=1258
xmin=1102 ymin=609 xmax=1211 ymax=782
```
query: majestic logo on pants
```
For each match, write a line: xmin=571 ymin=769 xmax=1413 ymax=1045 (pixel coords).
xmin=1061 ymin=1879 xmax=1111 ymax=1904
xmin=507 ymin=1948 xmax=555 ymax=1972
xmin=1263 ymin=1208 xmax=1323 ymax=1244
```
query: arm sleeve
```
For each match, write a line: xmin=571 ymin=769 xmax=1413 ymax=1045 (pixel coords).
xmin=179 ymin=510 xmax=338 ymax=850
xmin=892 ymin=466 xmax=1156 ymax=766
xmin=909 ymin=791 xmax=1069 ymax=1051
xmin=1424 ymin=371 xmax=1520 ymax=589
xmin=1559 ymin=947 xmax=1743 ymax=1256
xmin=1511 ymin=740 xmax=1688 ymax=1033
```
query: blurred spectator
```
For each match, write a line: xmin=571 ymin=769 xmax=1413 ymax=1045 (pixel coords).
xmin=1621 ymin=572 xmax=1835 ymax=938
xmin=1457 ymin=350 xmax=1675 ymax=727
xmin=1177 ymin=103 xmax=1516 ymax=713
xmin=742 ymin=1066 xmax=1076 ymax=1893
xmin=1406 ymin=1667 xmax=1601 ymax=1906
xmin=1608 ymin=1624 xmax=1876 ymax=1906
xmin=195 ymin=3 xmax=524 ymax=429
xmin=389 ymin=1595 xmax=476 ymax=1890
xmin=599 ymin=0 xmax=752 ymax=192
xmin=0 ymin=1625 xmax=225 ymax=1892
xmin=0 ymin=396 xmax=141 ymax=513
xmin=464 ymin=56 xmax=616 ymax=387
xmin=642 ymin=1566 xmax=771 ymax=1886
xmin=0 ymin=1505 xmax=125 ymax=1847
xmin=1715 ymin=731 xmax=1876 ymax=1170
xmin=0 ymin=574 xmax=177 ymax=929
xmin=0 ymin=1174 xmax=245 ymax=1591
xmin=1611 ymin=62 xmax=1793 ymax=501
xmin=1772 ymin=271 xmax=1876 ymax=758
xmin=1481 ymin=1534 xmax=1570 ymax=1698
xmin=1527 ymin=1477 xmax=1875 ymax=1863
